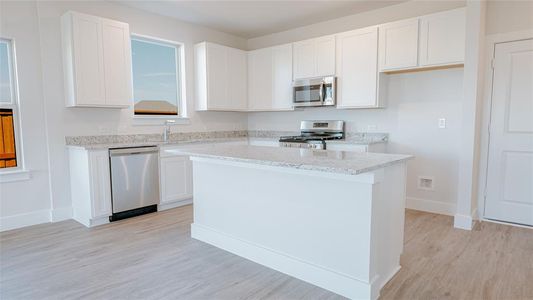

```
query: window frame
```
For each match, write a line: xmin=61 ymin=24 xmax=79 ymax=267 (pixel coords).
xmin=130 ymin=34 xmax=188 ymax=125
xmin=0 ymin=37 xmax=25 ymax=174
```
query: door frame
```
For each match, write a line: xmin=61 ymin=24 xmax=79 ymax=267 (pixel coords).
xmin=477 ymin=29 xmax=533 ymax=225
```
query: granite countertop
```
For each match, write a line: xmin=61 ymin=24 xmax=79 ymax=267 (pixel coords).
xmin=173 ymin=144 xmax=412 ymax=176
xmin=66 ymin=137 xmax=248 ymax=150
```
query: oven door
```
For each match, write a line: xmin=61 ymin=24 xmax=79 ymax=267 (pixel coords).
xmin=293 ymin=78 xmax=324 ymax=107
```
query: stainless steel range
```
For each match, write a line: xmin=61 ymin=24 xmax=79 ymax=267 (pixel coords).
xmin=279 ymin=120 xmax=344 ymax=150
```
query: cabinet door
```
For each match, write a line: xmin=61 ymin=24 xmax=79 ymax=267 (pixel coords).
xmin=248 ymin=48 xmax=273 ymax=110
xmin=293 ymin=39 xmax=316 ymax=79
xmin=228 ymin=47 xmax=248 ymax=110
xmin=419 ymin=8 xmax=465 ymax=66
xmin=315 ymin=36 xmax=336 ymax=77
xmin=160 ymin=156 xmax=193 ymax=204
xmin=102 ymin=19 xmax=132 ymax=107
xmin=272 ymin=44 xmax=293 ymax=110
xmin=206 ymin=43 xmax=228 ymax=110
xmin=379 ymin=18 xmax=419 ymax=71
xmin=336 ymin=27 xmax=379 ymax=108
xmin=72 ymin=13 xmax=106 ymax=106
xmin=89 ymin=150 xmax=112 ymax=218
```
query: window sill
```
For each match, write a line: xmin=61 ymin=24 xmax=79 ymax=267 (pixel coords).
xmin=0 ymin=169 xmax=31 ymax=183
xmin=132 ymin=116 xmax=190 ymax=126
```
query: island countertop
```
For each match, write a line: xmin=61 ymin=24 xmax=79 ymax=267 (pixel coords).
xmin=173 ymin=144 xmax=413 ymax=176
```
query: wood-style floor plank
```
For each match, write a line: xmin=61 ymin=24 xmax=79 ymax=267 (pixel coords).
xmin=1 ymin=206 xmax=532 ymax=300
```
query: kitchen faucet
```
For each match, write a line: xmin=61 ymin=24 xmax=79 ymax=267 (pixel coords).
xmin=163 ymin=120 xmax=176 ymax=142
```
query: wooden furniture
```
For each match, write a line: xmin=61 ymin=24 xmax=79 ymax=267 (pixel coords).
xmin=292 ymin=35 xmax=336 ymax=80
xmin=194 ymin=42 xmax=248 ymax=111
xmin=61 ymin=11 xmax=132 ymax=108
xmin=0 ymin=109 xmax=16 ymax=168
xmin=247 ymin=44 xmax=293 ymax=111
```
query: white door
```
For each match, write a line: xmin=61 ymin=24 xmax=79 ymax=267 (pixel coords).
xmin=160 ymin=156 xmax=193 ymax=204
xmin=379 ymin=18 xmax=419 ymax=71
xmin=227 ymin=47 xmax=247 ymax=110
xmin=293 ymin=39 xmax=315 ymax=79
xmin=248 ymin=48 xmax=273 ymax=110
xmin=484 ymin=39 xmax=533 ymax=226
xmin=72 ymin=13 xmax=106 ymax=106
xmin=207 ymin=43 xmax=228 ymax=110
xmin=315 ymin=35 xmax=336 ymax=77
xmin=272 ymin=44 xmax=293 ymax=110
xmin=419 ymin=8 xmax=465 ymax=67
xmin=102 ymin=19 xmax=132 ymax=107
xmin=336 ymin=26 xmax=378 ymax=108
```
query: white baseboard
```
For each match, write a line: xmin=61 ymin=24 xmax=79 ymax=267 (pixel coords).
xmin=192 ymin=223 xmax=377 ymax=300
xmin=51 ymin=207 xmax=72 ymax=222
xmin=454 ymin=213 xmax=473 ymax=230
xmin=158 ymin=198 xmax=192 ymax=211
xmin=0 ymin=209 xmax=50 ymax=232
xmin=406 ymin=197 xmax=456 ymax=216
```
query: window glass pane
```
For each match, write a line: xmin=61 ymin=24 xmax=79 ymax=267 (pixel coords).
xmin=0 ymin=108 xmax=17 ymax=168
xmin=0 ymin=41 xmax=12 ymax=104
xmin=131 ymin=38 xmax=179 ymax=116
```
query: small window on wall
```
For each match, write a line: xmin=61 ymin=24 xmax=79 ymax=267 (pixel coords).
xmin=131 ymin=35 xmax=183 ymax=117
xmin=0 ymin=38 xmax=19 ymax=169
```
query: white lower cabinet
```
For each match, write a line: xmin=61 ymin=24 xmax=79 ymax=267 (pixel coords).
xmin=159 ymin=155 xmax=193 ymax=210
xmin=69 ymin=148 xmax=112 ymax=227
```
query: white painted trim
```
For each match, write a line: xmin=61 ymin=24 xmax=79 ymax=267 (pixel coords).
xmin=477 ymin=30 xmax=533 ymax=223
xmin=406 ymin=197 xmax=456 ymax=216
xmin=158 ymin=198 xmax=192 ymax=211
xmin=0 ymin=209 xmax=50 ymax=232
xmin=192 ymin=223 xmax=380 ymax=300
xmin=0 ymin=169 xmax=31 ymax=183
xmin=482 ymin=218 xmax=533 ymax=229
xmin=454 ymin=213 xmax=473 ymax=230
xmin=51 ymin=207 xmax=72 ymax=222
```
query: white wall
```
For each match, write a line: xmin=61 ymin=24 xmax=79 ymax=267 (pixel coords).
xmin=485 ymin=0 xmax=533 ymax=35
xmin=1 ymin=0 xmax=249 ymax=230
xmin=249 ymin=68 xmax=464 ymax=215
xmin=0 ymin=1 xmax=53 ymax=230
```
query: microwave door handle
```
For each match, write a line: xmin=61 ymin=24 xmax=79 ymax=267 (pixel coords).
xmin=319 ymin=82 xmax=325 ymax=104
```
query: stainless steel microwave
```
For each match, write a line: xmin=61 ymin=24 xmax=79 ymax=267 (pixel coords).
xmin=293 ymin=76 xmax=336 ymax=108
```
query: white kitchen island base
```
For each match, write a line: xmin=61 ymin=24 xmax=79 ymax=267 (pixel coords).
xmin=189 ymin=155 xmax=408 ymax=300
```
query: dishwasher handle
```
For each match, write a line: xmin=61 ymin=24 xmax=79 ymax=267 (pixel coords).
xmin=109 ymin=146 xmax=158 ymax=157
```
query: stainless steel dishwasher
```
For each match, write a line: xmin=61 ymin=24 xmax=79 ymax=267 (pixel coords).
xmin=109 ymin=146 xmax=159 ymax=221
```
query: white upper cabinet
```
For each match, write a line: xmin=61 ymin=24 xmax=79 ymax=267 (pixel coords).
xmin=271 ymin=44 xmax=293 ymax=110
xmin=194 ymin=42 xmax=247 ymax=111
xmin=336 ymin=26 xmax=380 ymax=108
xmin=379 ymin=18 xmax=420 ymax=71
xmin=419 ymin=8 xmax=466 ymax=67
xmin=248 ymin=44 xmax=293 ymax=111
xmin=248 ymin=48 xmax=273 ymax=111
xmin=379 ymin=8 xmax=466 ymax=72
xmin=293 ymin=35 xmax=335 ymax=79
xmin=61 ymin=11 xmax=132 ymax=108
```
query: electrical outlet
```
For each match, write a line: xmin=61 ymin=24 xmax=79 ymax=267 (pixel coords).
xmin=438 ymin=118 xmax=446 ymax=129
xmin=417 ymin=176 xmax=435 ymax=191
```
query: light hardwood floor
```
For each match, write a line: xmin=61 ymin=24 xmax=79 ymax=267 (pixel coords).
xmin=1 ymin=206 xmax=532 ymax=300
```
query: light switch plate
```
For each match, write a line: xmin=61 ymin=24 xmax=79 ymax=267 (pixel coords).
xmin=438 ymin=118 xmax=446 ymax=129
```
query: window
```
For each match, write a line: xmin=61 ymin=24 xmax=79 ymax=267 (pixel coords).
xmin=131 ymin=35 xmax=184 ymax=117
xmin=0 ymin=38 xmax=19 ymax=169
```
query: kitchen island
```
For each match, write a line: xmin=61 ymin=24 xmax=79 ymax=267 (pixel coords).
xmin=175 ymin=145 xmax=412 ymax=300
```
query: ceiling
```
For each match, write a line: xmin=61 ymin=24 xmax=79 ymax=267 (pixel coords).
xmin=117 ymin=1 xmax=407 ymax=39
